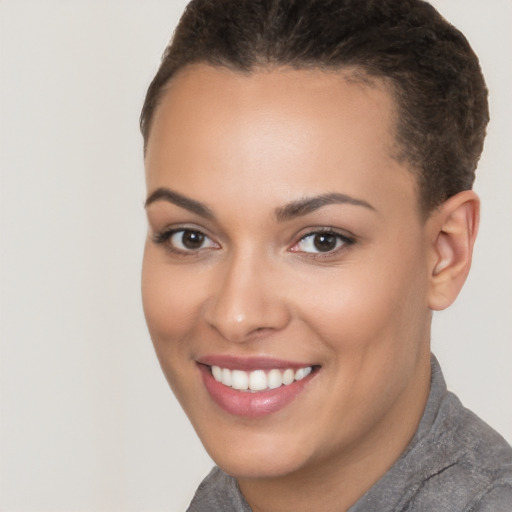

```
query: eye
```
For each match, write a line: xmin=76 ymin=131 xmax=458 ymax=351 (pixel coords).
xmin=291 ymin=231 xmax=353 ymax=254
xmin=153 ymin=228 xmax=218 ymax=253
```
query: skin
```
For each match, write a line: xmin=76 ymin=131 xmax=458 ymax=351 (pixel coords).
xmin=142 ymin=65 xmax=479 ymax=512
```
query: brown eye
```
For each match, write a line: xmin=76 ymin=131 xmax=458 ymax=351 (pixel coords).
xmin=292 ymin=230 xmax=353 ymax=255
xmin=162 ymin=229 xmax=218 ymax=252
xmin=179 ymin=230 xmax=205 ymax=249
xmin=313 ymin=233 xmax=337 ymax=252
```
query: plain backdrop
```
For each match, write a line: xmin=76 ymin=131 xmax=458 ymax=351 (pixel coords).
xmin=0 ymin=1 xmax=511 ymax=511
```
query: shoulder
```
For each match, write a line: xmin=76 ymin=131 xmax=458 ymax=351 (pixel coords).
xmin=443 ymin=393 xmax=512 ymax=478
xmin=404 ymin=392 xmax=512 ymax=511
xmin=469 ymin=483 xmax=512 ymax=512
xmin=451 ymin=400 xmax=512 ymax=511
xmin=351 ymin=380 xmax=512 ymax=512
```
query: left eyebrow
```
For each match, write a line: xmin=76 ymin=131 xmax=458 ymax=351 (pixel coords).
xmin=274 ymin=193 xmax=376 ymax=222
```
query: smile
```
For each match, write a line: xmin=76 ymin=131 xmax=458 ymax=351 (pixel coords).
xmin=211 ymin=365 xmax=313 ymax=392
xmin=199 ymin=358 xmax=319 ymax=417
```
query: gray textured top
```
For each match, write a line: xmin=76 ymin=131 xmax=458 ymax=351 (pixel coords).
xmin=187 ymin=356 xmax=512 ymax=511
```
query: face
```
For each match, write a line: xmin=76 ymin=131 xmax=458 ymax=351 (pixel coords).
xmin=142 ymin=65 xmax=433 ymax=481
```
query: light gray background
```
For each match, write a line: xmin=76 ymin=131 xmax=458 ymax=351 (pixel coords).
xmin=0 ymin=1 xmax=510 ymax=510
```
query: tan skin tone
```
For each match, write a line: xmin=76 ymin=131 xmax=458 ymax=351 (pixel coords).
xmin=142 ymin=65 xmax=479 ymax=512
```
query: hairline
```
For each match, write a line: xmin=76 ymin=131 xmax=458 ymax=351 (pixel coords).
xmin=144 ymin=61 xmax=429 ymax=221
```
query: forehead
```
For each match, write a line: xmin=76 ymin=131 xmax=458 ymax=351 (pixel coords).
xmin=148 ymin=64 xmax=399 ymax=156
xmin=150 ymin=64 xmax=396 ymax=147
xmin=145 ymin=64 xmax=419 ymax=218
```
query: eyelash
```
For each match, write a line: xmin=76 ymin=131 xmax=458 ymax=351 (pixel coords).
xmin=151 ymin=227 xmax=355 ymax=259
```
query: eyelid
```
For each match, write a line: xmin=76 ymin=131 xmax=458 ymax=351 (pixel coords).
xmin=292 ymin=226 xmax=356 ymax=243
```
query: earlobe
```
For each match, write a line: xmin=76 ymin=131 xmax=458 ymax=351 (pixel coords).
xmin=427 ymin=190 xmax=480 ymax=311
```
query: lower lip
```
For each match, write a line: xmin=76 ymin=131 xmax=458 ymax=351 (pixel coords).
xmin=199 ymin=365 xmax=316 ymax=418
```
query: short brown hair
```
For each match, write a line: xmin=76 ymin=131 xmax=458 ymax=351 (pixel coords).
xmin=140 ymin=0 xmax=489 ymax=214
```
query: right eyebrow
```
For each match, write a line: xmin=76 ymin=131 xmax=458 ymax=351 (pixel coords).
xmin=144 ymin=187 xmax=214 ymax=219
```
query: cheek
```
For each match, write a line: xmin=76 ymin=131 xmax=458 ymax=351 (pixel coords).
xmin=141 ymin=249 xmax=207 ymax=407
xmin=141 ymin=247 xmax=203 ymax=350
xmin=297 ymin=253 xmax=429 ymax=354
xmin=294 ymin=259 xmax=430 ymax=434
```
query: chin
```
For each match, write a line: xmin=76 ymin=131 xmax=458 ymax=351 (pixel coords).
xmin=195 ymin=419 xmax=318 ymax=479
xmin=216 ymin=448 xmax=311 ymax=480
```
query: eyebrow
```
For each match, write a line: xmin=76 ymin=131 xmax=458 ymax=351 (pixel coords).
xmin=274 ymin=193 xmax=376 ymax=222
xmin=144 ymin=187 xmax=214 ymax=219
xmin=145 ymin=187 xmax=375 ymax=222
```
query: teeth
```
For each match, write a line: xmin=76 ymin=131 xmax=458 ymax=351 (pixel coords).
xmin=212 ymin=365 xmax=222 ymax=382
xmin=249 ymin=370 xmax=267 ymax=391
xmin=221 ymin=368 xmax=232 ymax=387
xmin=268 ymin=369 xmax=283 ymax=389
xmin=295 ymin=366 xmax=312 ymax=381
xmin=231 ymin=370 xmax=249 ymax=390
xmin=282 ymin=368 xmax=295 ymax=385
xmin=210 ymin=365 xmax=313 ymax=392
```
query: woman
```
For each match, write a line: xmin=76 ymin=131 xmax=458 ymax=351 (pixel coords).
xmin=140 ymin=0 xmax=512 ymax=510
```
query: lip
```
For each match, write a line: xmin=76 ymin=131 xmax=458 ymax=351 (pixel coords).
xmin=198 ymin=354 xmax=314 ymax=371
xmin=197 ymin=356 xmax=319 ymax=418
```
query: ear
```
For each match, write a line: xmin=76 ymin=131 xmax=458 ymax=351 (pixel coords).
xmin=427 ymin=190 xmax=480 ymax=311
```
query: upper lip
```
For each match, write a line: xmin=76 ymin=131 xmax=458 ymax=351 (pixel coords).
xmin=197 ymin=355 xmax=317 ymax=371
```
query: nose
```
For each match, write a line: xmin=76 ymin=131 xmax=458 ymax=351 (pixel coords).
xmin=203 ymin=251 xmax=291 ymax=343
